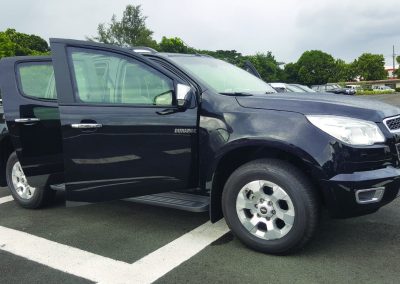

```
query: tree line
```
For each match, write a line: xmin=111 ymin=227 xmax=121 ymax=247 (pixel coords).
xmin=0 ymin=4 xmax=396 ymax=86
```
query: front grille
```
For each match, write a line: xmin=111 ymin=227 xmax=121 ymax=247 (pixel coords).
xmin=384 ymin=115 xmax=400 ymax=132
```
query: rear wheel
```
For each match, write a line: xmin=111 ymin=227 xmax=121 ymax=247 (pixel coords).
xmin=222 ymin=159 xmax=319 ymax=254
xmin=6 ymin=152 xmax=55 ymax=208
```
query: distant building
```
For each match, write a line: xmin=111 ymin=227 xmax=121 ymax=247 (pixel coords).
xmin=386 ymin=65 xmax=399 ymax=79
xmin=345 ymin=78 xmax=400 ymax=89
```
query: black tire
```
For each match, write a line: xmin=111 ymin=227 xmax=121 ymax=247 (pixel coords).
xmin=222 ymin=159 xmax=319 ymax=255
xmin=6 ymin=152 xmax=55 ymax=209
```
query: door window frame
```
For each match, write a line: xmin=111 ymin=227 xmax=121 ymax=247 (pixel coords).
xmin=65 ymin=46 xmax=180 ymax=109
xmin=14 ymin=59 xmax=58 ymax=103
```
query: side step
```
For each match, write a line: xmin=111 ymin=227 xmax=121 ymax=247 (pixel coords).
xmin=125 ymin=192 xmax=210 ymax=212
xmin=50 ymin=184 xmax=66 ymax=191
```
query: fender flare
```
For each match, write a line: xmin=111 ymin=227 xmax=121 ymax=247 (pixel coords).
xmin=206 ymin=138 xmax=324 ymax=222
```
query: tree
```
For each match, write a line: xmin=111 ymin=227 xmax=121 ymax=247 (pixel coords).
xmin=0 ymin=29 xmax=49 ymax=59
xmin=0 ymin=33 xmax=16 ymax=58
xmin=199 ymin=49 xmax=244 ymax=66
xmin=282 ymin=63 xmax=299 ymax=83
xmin=244 ymin=52 xmax=283 ymax=82
xmin=91 ymin=5 xmax=157 ymax=49
xmin=353 ymin=53 xmax=387 ymax=81
xmin=4 ymin=29 xmax=49 ymax=53
xmin=395 ymin=56 xmax=400 ymax=78
xmin=330 ymin=59 xmax=357 ymax=82
xmin=158 ymin=37 xmax=195 ymax=53
xmin=295 ymin=50 xmax=336 ymax=85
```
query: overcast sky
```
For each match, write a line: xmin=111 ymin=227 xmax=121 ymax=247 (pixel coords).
xmin=1 ymin=0 xmax=399 ymax=65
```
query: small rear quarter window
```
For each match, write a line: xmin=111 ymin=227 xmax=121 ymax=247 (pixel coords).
xmin=18 ymin=62 xmax=57 ymax=100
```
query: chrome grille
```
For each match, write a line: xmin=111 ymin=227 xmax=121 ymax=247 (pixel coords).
xmin=384 ymin=115 xmax=400 ymax=132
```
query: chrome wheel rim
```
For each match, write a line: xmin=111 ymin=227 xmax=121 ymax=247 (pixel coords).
xmin=236 ymin=180 xmax=295 ymax=240
xmin=11 ymin=161 xmax=36 ymax=200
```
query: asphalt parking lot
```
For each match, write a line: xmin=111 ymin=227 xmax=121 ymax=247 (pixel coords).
xmin=1 ymin=94 xmax=400 ymax=284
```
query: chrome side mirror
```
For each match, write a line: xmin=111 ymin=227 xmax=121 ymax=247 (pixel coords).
xmin=176 ymin=84 xmax=192 ymax=108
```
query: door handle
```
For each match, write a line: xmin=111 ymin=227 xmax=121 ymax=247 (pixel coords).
xmin=15 ymin=118 xmax=40 ymax=123
xmin=71 ymin=123 xmax=103 ymax=129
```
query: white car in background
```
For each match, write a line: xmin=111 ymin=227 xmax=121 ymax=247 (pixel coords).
xmin=346 ymin=85 xmax=362 ymax=93
xmin=372 ymin=85 xmax=395 ymax=92
xmin=269 ymin=83 xmax=289 ymax=93
xmin=289 ymin=84 xmax=316 ymax=93
xmin=270 ymin=83 xmax=316 ymax=93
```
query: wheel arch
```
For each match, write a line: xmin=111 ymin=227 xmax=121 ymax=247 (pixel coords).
xmin=208 ymin=140 xmax=324 ymax=222
xmin=0 ymin=132 xmax=14 ymax=187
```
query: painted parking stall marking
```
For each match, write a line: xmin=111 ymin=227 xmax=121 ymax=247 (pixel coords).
xmin=0 ymin=195 xmax=13 ymax=205
xmin=0 ymin=219 xmax=230 ymax=284
xmin=0 ymin=225 xmax=139 ymax=283
xmin=128 ymin=219 xmax=230 ymax=283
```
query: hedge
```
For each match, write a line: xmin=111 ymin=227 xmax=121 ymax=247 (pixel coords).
xmin=356 ymin=90 xmax=396 ymax=95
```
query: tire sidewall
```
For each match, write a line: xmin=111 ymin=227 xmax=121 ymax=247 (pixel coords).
xmin=222 ymin=162 xmax=312 ymax=254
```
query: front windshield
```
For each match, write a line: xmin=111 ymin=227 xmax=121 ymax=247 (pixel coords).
xmin=168 ymin=55 xmax=276 ymax=94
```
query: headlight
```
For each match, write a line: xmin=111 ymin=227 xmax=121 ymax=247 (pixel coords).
xmin=306 ymin=115 xmax=385 ymax=146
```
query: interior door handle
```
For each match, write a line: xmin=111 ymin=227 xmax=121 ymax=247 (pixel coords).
xmin=71 ymin=123 xmax=103 ymax=129
xmin=15 ymin=118 xmax=40 ymax=123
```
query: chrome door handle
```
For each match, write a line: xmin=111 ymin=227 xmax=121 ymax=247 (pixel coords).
xmin=71 ymin=123 xmax=102 ymax=129
xmin=15 ymin=118 xmax=40 ymax=123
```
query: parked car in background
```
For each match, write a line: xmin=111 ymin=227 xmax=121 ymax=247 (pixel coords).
xmin=372 ymin=85 xmax=395 ymax=92
xmin=312 ymin=84 xmax=356 ymax=95
xmin=270 ymin=83 xmax=289 ymax=93
xmin=345 ymin=85 xmax=362 ymax=93
xmin=289 ymin=84 xmax=316 ymax=93
xmin=286 ymin=84 xmax=306 ymax=93
xmin=270 ymin=83 xmax=312 ymax=93
xmin=242 ymin=62 xmax=315 ymax=94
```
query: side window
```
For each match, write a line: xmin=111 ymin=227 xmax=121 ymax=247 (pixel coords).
xmin=17 ymin=62 xmax=57 ymax=100
xmin=69 ymin=48 xmax=174 ymax=106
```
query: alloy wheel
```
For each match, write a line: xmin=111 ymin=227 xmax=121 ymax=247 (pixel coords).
xmin=236 ymin=180 xmax=295 ymax=240
xmin=11 ymin=161 xmax=36 ymax=200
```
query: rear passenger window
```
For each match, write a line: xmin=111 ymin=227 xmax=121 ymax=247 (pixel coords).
xmin=69 ymin=48 xmax=174 ymax=106
xmin=18 ymin=62 xmax=57 ymax=100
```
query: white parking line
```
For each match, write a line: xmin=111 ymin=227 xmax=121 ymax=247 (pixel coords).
xmin=127 ymin=219 xmax=230 ymax=283
xmin=0 ymin=226 xmax=135 ymax=283
xmin=0 ymin=219 xmax=230 ymax=284
xmin=0 ymin=195 xmax=13 ymax=205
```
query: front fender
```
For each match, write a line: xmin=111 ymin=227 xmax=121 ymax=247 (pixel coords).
xmin=199 ymin=108 xmax=334 ymax=194
xmin=205 ymin=138 xmax=325 ymax=191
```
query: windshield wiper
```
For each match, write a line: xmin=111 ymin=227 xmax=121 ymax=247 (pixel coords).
xmin=219 ymin=92 xmax=253 ymax=96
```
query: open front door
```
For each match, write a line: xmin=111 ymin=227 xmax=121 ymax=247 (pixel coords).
xmin=50 ymin=39 xmax=198 ymax=203
xmin=0 ymin=57 xmax=63 ymax=188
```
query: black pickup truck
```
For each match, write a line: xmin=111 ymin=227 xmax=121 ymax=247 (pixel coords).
xmin=0 ymin=39 xmax=399 ymax=254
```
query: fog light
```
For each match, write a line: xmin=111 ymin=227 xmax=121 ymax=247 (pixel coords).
xmin=355 ymin=188 xmax=385 ymax=204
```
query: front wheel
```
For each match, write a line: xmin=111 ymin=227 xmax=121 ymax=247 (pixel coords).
xmin=6 ymin=152 xmax=55 ymax=209
xmin=222 ymin=159 xmax=319 ymax=254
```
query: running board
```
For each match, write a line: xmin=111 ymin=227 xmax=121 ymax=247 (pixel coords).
xmin=125 ymin=192 xmax=210 ymax=212
xmin=50 ymin=183 xmax=66 ymax=191
xmin=49 ymin=184 xmax=209 ymax=212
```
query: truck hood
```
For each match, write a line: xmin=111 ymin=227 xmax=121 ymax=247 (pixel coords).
xmin=236 ymin=92 xmax=400 ymax=122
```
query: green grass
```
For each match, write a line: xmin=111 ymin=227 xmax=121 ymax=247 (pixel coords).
xmin=356 ymin=90 xmax=396 ymax=95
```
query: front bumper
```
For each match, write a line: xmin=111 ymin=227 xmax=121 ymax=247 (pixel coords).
xmin=320 ymin=167 xmax=400 ymax=218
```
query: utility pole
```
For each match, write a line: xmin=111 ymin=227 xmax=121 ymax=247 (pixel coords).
xmin=393 ymin=45 xmax=396 ymax=79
